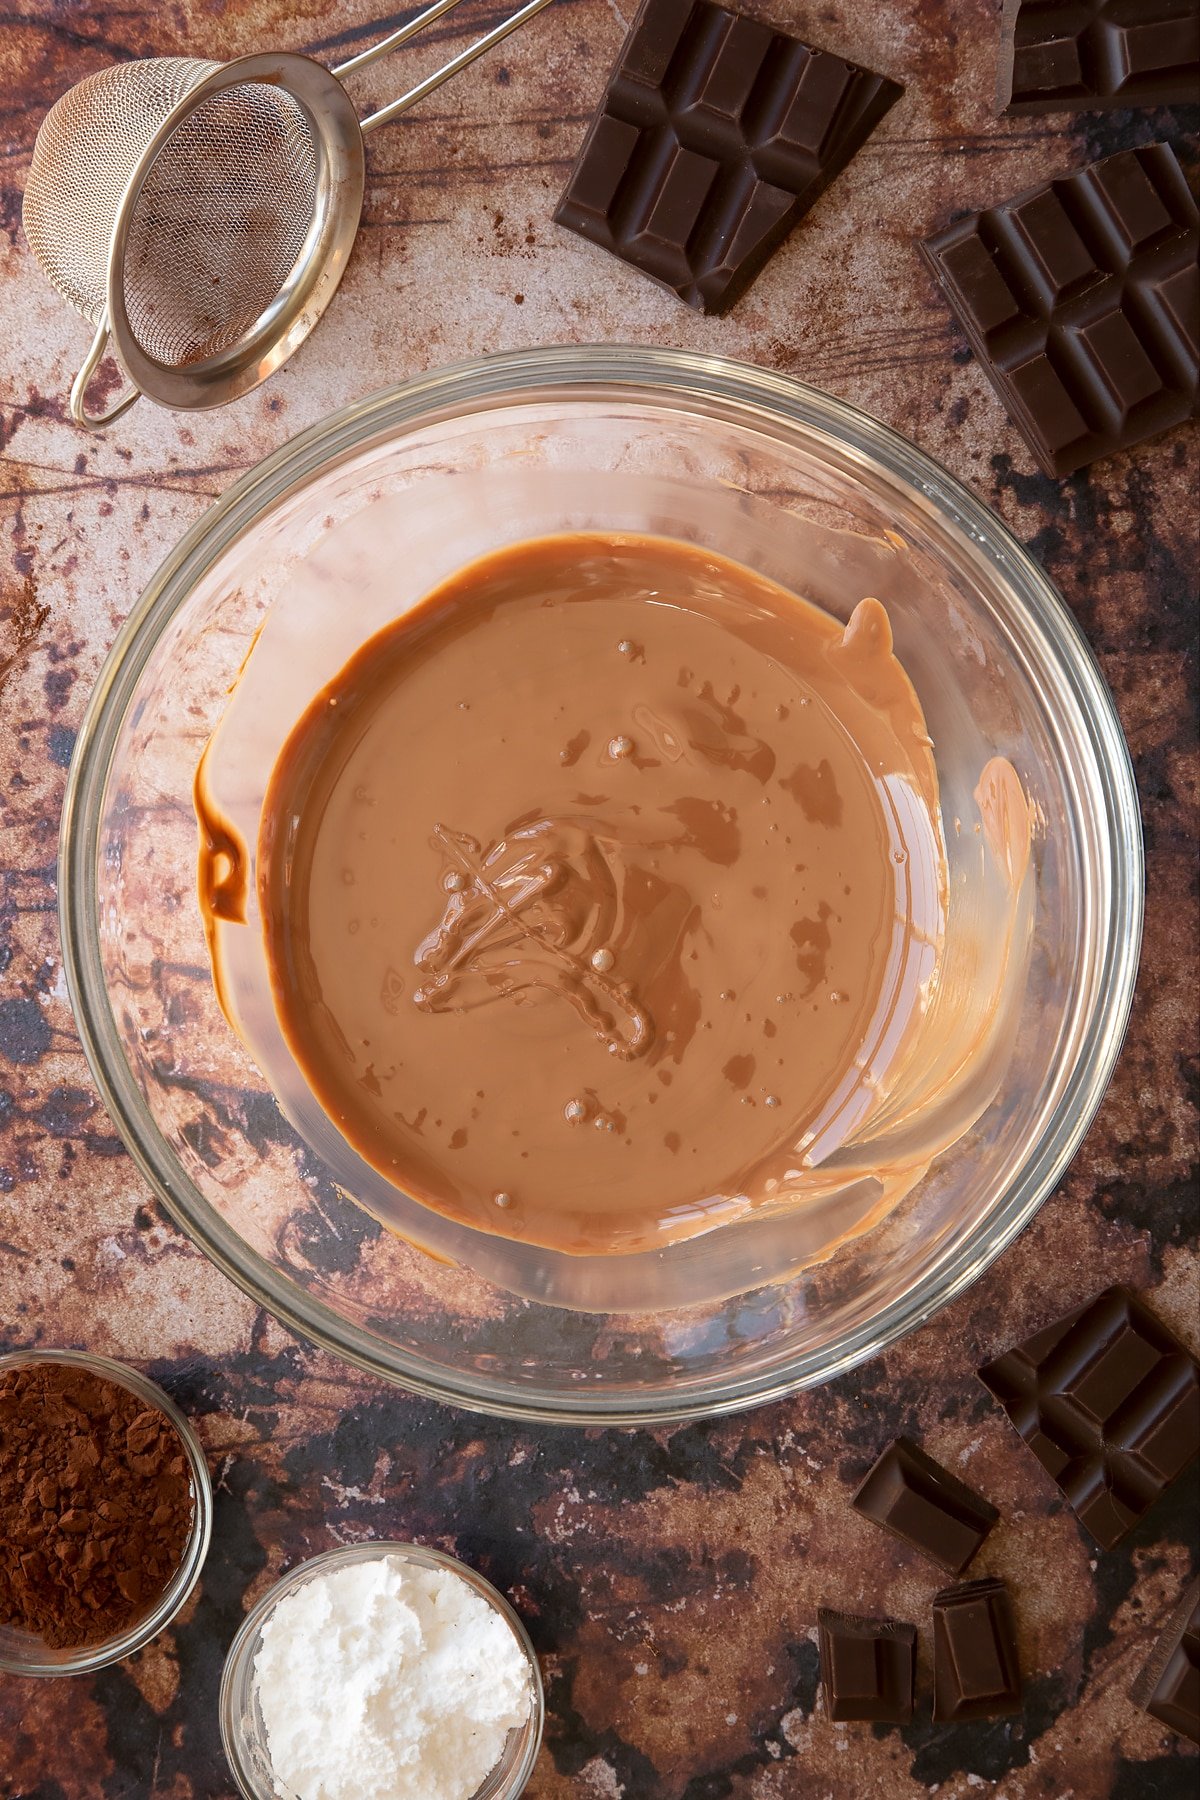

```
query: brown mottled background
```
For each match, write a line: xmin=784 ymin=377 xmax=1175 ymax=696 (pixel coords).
xmin=1 ymin=1 xmax=1197 ymax=1795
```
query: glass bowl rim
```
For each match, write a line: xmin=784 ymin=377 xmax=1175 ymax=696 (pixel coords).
xmin=0 ymin=1347 xmax=213 ymax=1675
xmin=58 ymin=342 xmax=1144 ymax=1424
xmin=218 ymin=1539 xmax=545 ymax=1800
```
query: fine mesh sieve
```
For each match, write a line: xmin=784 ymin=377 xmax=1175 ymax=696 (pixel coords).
xmin=22 ymin=0 xmax=556 ymax=428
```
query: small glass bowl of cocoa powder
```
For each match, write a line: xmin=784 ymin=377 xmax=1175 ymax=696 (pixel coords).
xmin=0 ymin=1349 xmax=212 ymax=1675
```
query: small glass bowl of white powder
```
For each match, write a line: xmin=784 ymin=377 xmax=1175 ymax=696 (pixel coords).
xmin=219 ymin=1542 xmax=543 ymax=1800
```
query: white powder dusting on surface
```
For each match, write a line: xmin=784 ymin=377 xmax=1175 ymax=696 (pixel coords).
xmin=252 ymin=1555 xmax=534 ymax=1800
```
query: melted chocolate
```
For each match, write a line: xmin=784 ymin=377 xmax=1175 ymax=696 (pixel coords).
xmin=249 ymin=534 xmax=947 ymax=1255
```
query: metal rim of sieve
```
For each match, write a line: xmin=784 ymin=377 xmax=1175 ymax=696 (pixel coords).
xmin=98 ymin=53 xmax=364 ymax=419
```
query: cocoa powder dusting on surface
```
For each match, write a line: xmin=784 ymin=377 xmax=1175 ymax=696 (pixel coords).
xmin=0 ymin=575 xmax=50 ymax=697
xmin=0 ymin=1362 xmax=195 ymax=1649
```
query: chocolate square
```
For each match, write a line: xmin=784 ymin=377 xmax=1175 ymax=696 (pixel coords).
xmin=555 ymin=0 xmax=903 ymax=313
xmin=1133 ymin=1580 xmax=1200 ymax=1746
xmin=922 ymin=144 xmax=1199 ymax=478
xmin=852 ymin=1436 xmax=999 ymax=1575
xmin=979 ymin=1285 xmax=1200 ymax=1549
xmin=932 ymin=1578 xmax=1022 ymax=1722
xmin=818 ymin=1607 xmax=916 ymax=1724
xmin=998 ymin=0 xmax=1200 ymax=114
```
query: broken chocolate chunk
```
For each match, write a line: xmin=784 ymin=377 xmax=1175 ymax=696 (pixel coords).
xmin=818 ymin=1607 xmax=916 ymax=1724
xmin=923 ymin=144 xmax=1199 ymax=477
xmin=978 ymin=1284 xmax=1200 ymax=1548
xmin=932 ymin=1578 xmax=1022 ymax=1722
xmin=852 ymin=1436 xmax=999 ymax=1575
xmin=555 ymin=0 xmax=903 ymax=313
xmin=1133 ymin=1579 xmax=1200 ymax=1746
xmin=998 ymin=0 xmax=1200 ymax=115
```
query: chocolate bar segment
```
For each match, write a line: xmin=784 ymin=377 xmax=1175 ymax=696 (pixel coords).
xmin=1133 ymin=1579 xmax=1200 ymax=1746
xmin=852 ymin=1436 xmax=999 ymax=1575
xmin=555 ymin=0 xmax=903 ymax=313
xmin=999 ymin=0 xmax=1200 ymax=115
xmin=923 ymin=144 xmax=1199 ymax=477
xmin=979 ymin=1285 xmax=1200 ymax=1548
xmin=818 ymin=1607 xmax=916 ymax=1724
xmin=932 ymin=1578 xmax=1022 ymax=1722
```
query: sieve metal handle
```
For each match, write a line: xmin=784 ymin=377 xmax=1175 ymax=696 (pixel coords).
xmin=331 ymin=0 xmax=476 ymax=78
xmin=331 ymin=0 xmax=557 ymax=136
xmin=70 ymin=312 xmax=141 ymax=429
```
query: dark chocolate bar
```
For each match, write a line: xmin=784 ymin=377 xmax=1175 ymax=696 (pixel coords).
xmin=1132 ymin=1579 xmax=1200 ymax=1746
xmin=818 ymin=1607 xmax=916 ymax=1724
xmin=554 ymin=0 xmax=903 ymax=313
xmin=999 ymin=0 xmax=1200 ymax=115
xmin=852 ymin=1437 xmax=999 ymax=1575
xmin=932 ymin=1578 xmax=1022 ymax=1722
xmin=923 ymin=143 xmax=1199 ymax=477
xmin=979 ymin=1285 xmax=1200 ymax=1549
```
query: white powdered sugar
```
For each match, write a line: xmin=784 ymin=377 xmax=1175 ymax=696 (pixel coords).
xmin=252 ymin=1555 xmax=534 ymax=1800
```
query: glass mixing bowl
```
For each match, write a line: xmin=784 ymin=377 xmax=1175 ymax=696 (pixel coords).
xmin=59 ymin=346 xmax=1142 ymax=1423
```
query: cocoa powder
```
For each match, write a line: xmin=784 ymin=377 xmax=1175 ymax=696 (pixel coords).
xmin=0 ymin=1361 xmax=195 ymax=1649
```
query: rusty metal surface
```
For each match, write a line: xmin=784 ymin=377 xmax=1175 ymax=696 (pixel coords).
xmin=0 ymin=0 xmax=1196 ymax=1794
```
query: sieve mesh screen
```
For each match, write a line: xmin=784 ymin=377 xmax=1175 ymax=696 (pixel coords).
xmin=122 ymin=82 xmax=319 ymax=367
